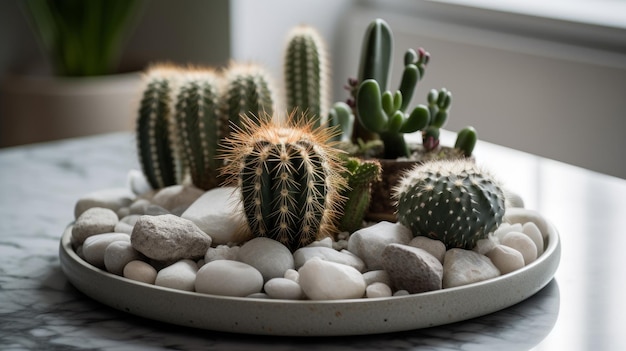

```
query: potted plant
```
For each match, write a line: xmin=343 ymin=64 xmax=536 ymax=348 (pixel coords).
xmin=0 ymin=0 xmax=145 ymax=147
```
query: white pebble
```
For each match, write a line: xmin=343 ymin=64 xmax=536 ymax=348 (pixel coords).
xmin=493 ymin=223 xmax=523 ymax=243
xmin=104 ymin=241 xmax=142 ymax=275
xmin=408 ymin=236 xmax=446 ymax=263
xmin=486 ymin=245 xmax=525 ymax=274
xmin=247 ymin=293 xmax=271 ymax=299
xmin=238 ymin=237 xmax=294 ymax=281
xmin=284 ymin=269 xmax=299 ymax=282
xmin=362 ymin=270 xmax=392 ymax=287
xmin=82 ymin=233 xmax=130 ymax=269
xmin=195 ymin=260 xmax=263 ymax=297
xmin=522 ymin=222 xmax=544 ymax=256
xmin=205 ymin=245 xmax=240 ymax=263
xmin=393 ymin=290 xmax=410 ymax=296
xmin=473 ymin=238 xmax=497 ymax=255
xmin=298 ymin=258 xmax=366 ymax=300
xmin=155 ymin=259 xmax=198 ymax=291
xmin=366 ymin=282 xmax=392 ymax=298
xmin=123 ymin=260 xmax=157 ymax=284
xmin=264 ymin=278 xmax=304 ymax=300
xmin=501 ymin=232 xmax=538 ymax=265
xmin=113 ymin=221 xmax=134 ymax=234
xmin=306 ymin=237 xmax=333 ymax=248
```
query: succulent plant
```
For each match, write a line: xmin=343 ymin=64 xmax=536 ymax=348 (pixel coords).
xmin=172 ymin=68 xmax=223 ymax=190
xmin=221 ymin=114 xmax=346 ymax=251
xmin=220 ymin=63 xmax=275 ymax=134
xmin=284 ymin=25 xmax=329 ymax=128
xmin=455 ymin=126 xmax=478 ymax=157
xmin=338 ymin=157 xmax=381 ymax=233
xmin=136 ymin=64 xmax=180 ymax=189
xmin=394 ymin=159 xmax=506 ymax=249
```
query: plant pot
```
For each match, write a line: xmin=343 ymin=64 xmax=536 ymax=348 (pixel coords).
xmin=0 ymin=71 xmax=142 ymax=147
xmin=364 ymin=145 xmax=470 ymax=222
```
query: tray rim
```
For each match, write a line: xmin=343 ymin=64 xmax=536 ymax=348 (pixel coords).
xmin=58 ymin=208 xmax=561 ymax=336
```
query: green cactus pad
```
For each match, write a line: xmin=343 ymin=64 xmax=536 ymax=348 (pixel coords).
xmin=395 ymin=160 xmax=505 ymax=249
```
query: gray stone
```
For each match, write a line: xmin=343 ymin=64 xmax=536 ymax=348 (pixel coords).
xmin=131 ymin=214 xmax=212 ymax=261
xmin=382 ymin=243 xmax=443 ymax=294
xmin=72 ymin=207 xmax=119 ymax=245
xmin=293 ymin=246 xmax=366 ymax=272
xmin=82 ymin=233 xmax=130 ymax=269
xmin=123 ymin=260 xmax=157 ymax=284
xmin=104 ymin=240 xmax=143 ymax=275
xmin=205 ymin=245 xmax=240 ymax=263
xmin=181 ymin=187 xmax=248 ymax=245
xmin=238 ymin=237 xmax=294 ymax=282
xmin=151 ymin=185 xmax=204 ymax=212
xmin=74 ymin=188 xmax=134 ymax=219
xmin=155 ymin=259 xmax=198 ymax=291
xmin=443 ymin=249 xmax=501 ymax=288
xmin=347 ymin=221 xmax=412 ymax=270
xmin=408 ymin=236 xmax=447 ymax=263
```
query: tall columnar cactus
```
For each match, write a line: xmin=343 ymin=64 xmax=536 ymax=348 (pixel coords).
xmin=394 ymin=160 xmax=506 ymax=249
xmin=284 ymin=25 xmax=329 ymax=128
xmin=221 ymin=115 xmax=346 ymax=251
xmin=338 ymin=157 xmax=381 ymax=233
xmin=136 ymin=64 xmax=180 ymax=189
xmin=173 ymin=69 xmax=223 ymax=190
xmin=220 ymin=63 xmax=275 ymax=136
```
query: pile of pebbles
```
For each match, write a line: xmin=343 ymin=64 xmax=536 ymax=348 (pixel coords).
xmin=70 ymin=173 xmax=547 ymax=300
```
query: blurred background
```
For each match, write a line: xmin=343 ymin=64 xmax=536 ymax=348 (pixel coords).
xmin=0 ymin=0 xmax=624 ymax=179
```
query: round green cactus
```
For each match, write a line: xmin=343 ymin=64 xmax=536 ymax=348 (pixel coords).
xmin=221 ymin=115 xmax=346 ymax=251
xmin=394 ymin=160 xmax=505 ymax=249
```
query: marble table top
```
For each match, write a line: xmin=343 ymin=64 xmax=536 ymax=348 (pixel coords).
xmin=1 ymin=132 xmax=624 ymax=350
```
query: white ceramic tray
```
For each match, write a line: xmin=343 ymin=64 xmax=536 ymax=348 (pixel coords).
xmin=59 ymin=208 xmax=560 ymax=336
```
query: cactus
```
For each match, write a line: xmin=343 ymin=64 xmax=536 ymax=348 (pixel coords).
xmin=455 ymin=126 xmax=478 ymax=157
xmin=422 ymin=88 xmax=452 ymax=151
xmin=221 ymin=114 xmax=346 ymax=251
xmin=284 ymin=25 xmax=329 ymax=128
xmin=327 ymin=102 xmax=354 ymax=142
xmin=338 ymin=157 xmax=381 ymax=233
xmin=394 ymin=159 xmax=506 ymax=249
xmin=136 ymin=64 xmax=180 ymax=189
xmin=220 ymin=63 xmax=275 ymax=136
xmin=173 ymin=68 xmax=223 ymax=190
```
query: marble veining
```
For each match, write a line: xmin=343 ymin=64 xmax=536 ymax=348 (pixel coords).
xmin=0 ymin=132 xmax=622 ymax=350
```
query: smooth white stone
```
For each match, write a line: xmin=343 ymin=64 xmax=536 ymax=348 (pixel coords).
xmin=195 ymin=260 xmax=264 ymax=297
xmin=155 ymin=259 xmax=198 ymax=291
xmin=120 ymin=214 xmax=141 ymax=226
xmin=104 ymin=240 xmax=142 ymax=275
xmin=116 ymin=207 xmax=130 ymax=219
xmin=486 ymin=245 xmax=525 ymax=274
xmin=181 ymin=187 xmax=248 ymax=245
xmin=443 ymin=249 xmax=501 ymax=288
xmin=473 ymin=237 xmax=497 ymax=255
xmin=347 ymin=221 xmax=412 ymax=270
xmin=238 ymin=237 xmax=294 ymax=282
xmin=71 ymin=207 xmax=119 ymax=245
xmin=332 ymin=239 xmax=349 ymax=251
xmin=152 ymin=185 xmax=204 ymax=212
xmin=362 ymin=270 xmax=392 ymax=287
xmin=74 ymin=188 xmax=135 ymax=219
xmin=393 ymin=290 xmax=410 ymax=296
xmin=123 ymin=260 xmax=157 ymax=284
xmin=127 ymin=169 xmax=152 ymax=195
xmin=493 ymin=223 xmax=523 ymax=243
xmin=501 ymin=232 xmax=538 ymax=265
xmin=205 ymin=245 xmax=240 ymax=263
xmin=382 ymin=244 xmax=443 ymax=294
xmin=307 ymin=237 xmax=333 ymax=248
xmin=366 ymin=282 xmax=393 ymax=298
xmin=284 ymin=269 xmax=299 ymax=282
xmin=113 ymin=221 xmax=134 ymax=234
xmin=408 ymin=236 xmax=446 ymax=263
xmin=82 ymin=233 xmax=130 ymax=269
xmin=504 ymin=188 xmax=525 ymax=208
xmin=298 ymin=258 xmax=366 ymax=300
xmin=131 ymin=214 xmax=212 ymax=261
xmin=293 ymin=246 xmax=366 ymax=272
xmin=144 ymin=204 xmax=170 ymax=216
xmin=264 ymin=278 xmax=304 ymax=300
xmin=129 ymin=198 xmax=152 ymax=215
xmin=247 ymin=293 xmax=271 ymax=299
xmin=522 ymin=222 xmax=544 ymax=256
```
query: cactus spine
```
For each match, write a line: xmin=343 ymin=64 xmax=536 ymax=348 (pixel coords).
xmin=284 ymin=25 xmax=329 ymax=128
xmin=173 ymin=69 xmax=223 ymax=190
xmin=394 ymin=160 xmax=506 ymax=249
xmin=220 ymin=63 xmax=275 ymax=135
xmin=338 ymin=158 xmax=381 ymax=233
xmin=136 ymin=64 xmax=179 ymax=189
xmin=222 ymin=115 xmax=346 ymax=251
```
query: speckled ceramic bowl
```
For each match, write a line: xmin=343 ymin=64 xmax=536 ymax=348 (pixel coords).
xmin=59 ymin=208 xmax=560 ymax=336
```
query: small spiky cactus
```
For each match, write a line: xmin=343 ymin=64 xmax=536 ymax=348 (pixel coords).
xmin=284 ymin=25 xmax=329 ymax=128
xmin=338 ymin=157 xmax=381 ymax=233
xmin=172 ymin=68 xmax=223 ymax=190
xmin=221 ymin=114 xmax=346 ymax=251
xmin=220 ymin=63 xmax=275 ymax=135
xmin=136 ymin=64 xmax=180 ymax=189
xmin=394 ymin=160 xmax=506 ymax=249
